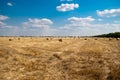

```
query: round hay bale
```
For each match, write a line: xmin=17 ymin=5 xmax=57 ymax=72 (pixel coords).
xmin=18 ymin=38 xmax=20 ymax=40
xmin=46 ymin=38 xmax=49 ymax=40
xmin=58 ymin=39 xmax=62 ymax=42
xmin=95 ymin=38 xmax=97 ymax=40
xmin=9 ymin=39 xmax=12 ymax=41
xmin=109 ymin=38 xmax=112 ymax=41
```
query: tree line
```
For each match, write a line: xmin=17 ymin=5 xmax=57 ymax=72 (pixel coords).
xmin=94 ymin=32 xmax=120 ymax=38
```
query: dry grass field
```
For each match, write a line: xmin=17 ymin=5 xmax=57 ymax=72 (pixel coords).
xmin=0 ymin=37 xmax=120 ymax=80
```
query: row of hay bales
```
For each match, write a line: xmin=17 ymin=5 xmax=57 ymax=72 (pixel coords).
xmin=82 ymin=37 xmax=119 ymax=40
xmin=8 ymin=37 xmax=120 ymax=42
xmin=8 ymin=37 xmax=63 ymax=42
xmin=45 ymin=37 xmax=119 ymax=42
xmin=109 ymin=38 xmax=120 ymax=40
xmin=46 ymin=38 xmax=62 ymax=42
xmin=8 ymin=38 xmax=21 ymax=41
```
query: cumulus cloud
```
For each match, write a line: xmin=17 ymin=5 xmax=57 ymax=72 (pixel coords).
xmin=22 ymin=18 xmax=53 ymax=28
xmin=0 ymin=15 xmax=120 ymax=36
xmin=0 ymin=21 xmax=6 ymax=26
xmin=7 ymin=2 xmax=13 ymax=6
xmin=68 ymin=16 xmax=95 ymax=23
xmin=64 ymin=16 xmax=95 ymax=27
xmin=0 ymin=21 xmax=15 ymax=28
xmin=97 ymin=8 xmax=120 ymax=17
xmin=0 ymin=17 xmax=55 ymax=36
xmin=0 ymin=15 xmax=16 ymax=28
xmin=19 ymin=18 xmax=58 ymax=36
xmin=0 ymin=15 xmax=8 ymax=28
xmin=0 ymin=15 xmax=9 ymax=21
xmin=56 ymin=3 xmax=79 ymax=12
xmin=59 ymin=16 xmax=120 ymax=36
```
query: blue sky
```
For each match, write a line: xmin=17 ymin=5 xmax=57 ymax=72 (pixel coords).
xmin=0 ymin=0 xmax=120 ymax=36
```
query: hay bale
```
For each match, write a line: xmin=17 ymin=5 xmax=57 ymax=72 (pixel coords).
xmin=58 ymin=39 xmax=62 ymax=42
xmin=46 ymin=38 xmax=49 ymax=40
xmin=84 ymin=38 xmax=87 ymax=40
xmin=109 ymin=38 xmax=112 ymax=41
xmin=116 ymin=38 xmax=119 ymax=40
xmin=9 ymin=39 xmax=12 ymax=41
xmin=18 ymin=38 xmax=20 ymax=40
xmin=95 ymin=38 xmax=97 ymax=40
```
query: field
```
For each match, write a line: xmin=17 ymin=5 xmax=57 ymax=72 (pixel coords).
xmin=0 ymin=37 xmax=120 ymax=80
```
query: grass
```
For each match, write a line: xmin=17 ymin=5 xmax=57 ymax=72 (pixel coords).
xmin=0 ymin=37 xmax=120 ymax=80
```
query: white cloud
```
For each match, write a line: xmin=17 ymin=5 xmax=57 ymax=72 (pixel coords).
xmin=68 ymin=16 xmax=95 ymax=23
xmin=0 ymin=15 xmax=9 ymax=21
xmin=22 ymin=18 xmax=53 ymax=28
xmin=65 ymin=16 xmax=95 ymax=28
xmin=0 ymin=15 xmax=120 ymax=36
xmin=59 ymin=16 xmax=120 ymax=36
xmin=0 ymin=21 xmax=15 ymax=28
xmin=61 ymin=23 xmax=120 ymax=36
xmin=56 ymin=3 xmax=79 ymax=12
xmin=97 ymin=8 xmax=120 ymax=17
xmin=0 ymin=21 xmax=6 ymax=26
xmin=0 ymin=15 xmax=9 ymax=28
xmin=19 ymin=18 xmax=57 ymax=36
xmin=0 ymin=15 xmax=16 ymax=28
xmin=7 ymin=2 xmax=13 ymax=6
xmin=1 ymin=18 xmax=55 ymax=36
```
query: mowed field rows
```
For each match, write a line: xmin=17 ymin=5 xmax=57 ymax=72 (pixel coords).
xmin=0 ymin=37 xmax=120 ymax=80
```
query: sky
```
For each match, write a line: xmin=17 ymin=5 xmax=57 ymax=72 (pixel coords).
xmin=0 ymin=0 xmax=120 ymax=36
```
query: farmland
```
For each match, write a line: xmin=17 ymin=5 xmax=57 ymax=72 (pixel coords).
xmin=0 ymin=37 xmax=120 ymax=80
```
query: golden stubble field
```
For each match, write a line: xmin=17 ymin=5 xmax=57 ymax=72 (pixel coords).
xmin=0 ymin=37 xmax=120 ymax=80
